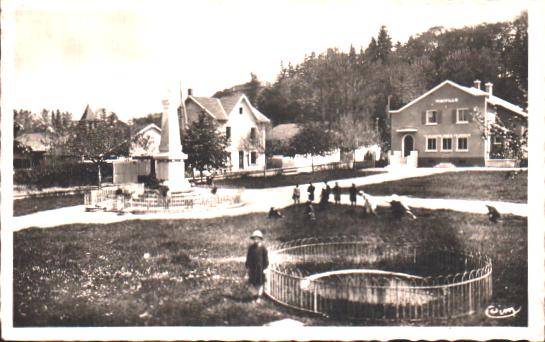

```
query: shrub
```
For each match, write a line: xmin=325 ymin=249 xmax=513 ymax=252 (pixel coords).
xmin=14 ymin=160 xmax=113 ymax=189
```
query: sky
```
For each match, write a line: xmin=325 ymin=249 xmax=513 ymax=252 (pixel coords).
xmin=8 ymin=0 xmax=529 ymax=121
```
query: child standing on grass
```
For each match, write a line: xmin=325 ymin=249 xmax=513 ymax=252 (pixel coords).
xmin=333 ymin=182 xmax=341 ymax=204
xmin=349 ymin=183 xmax=358 ymax=207
xmin=307 ymin=183 xmax=315 ymax=202
xmin=245 ymin=230 xmax=269 ymax=303
xmin=360 ymin=190 xmax=377 ymax=216
xmin=292 ymin=184 xmax=301 ymax=204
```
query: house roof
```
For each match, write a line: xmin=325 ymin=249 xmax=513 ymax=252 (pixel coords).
xmin=219 ymin=94 xmax=242 ymax=115
xmin=267 ymin=123 xmax=301 ymax=141
xmin=80 ymin=104 xmax=97 ymax=121
xmin=136 ymin=123 xmax=161 ymax=136
xmin=190 ymin=96 xmax=229 ymax=121
xmin=390 ymin=80 xmax=527 ymax=118
xmin=15 ymin=132 xmax=51 ymax=152
xmin=186 ymin=93 xmax=270 ymax=124
xmin=251 ymin=106 xmax=272 ymax=124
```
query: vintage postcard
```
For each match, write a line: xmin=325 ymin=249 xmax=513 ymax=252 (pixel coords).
xmin=1 ymin=0 xmax=544 ymax=340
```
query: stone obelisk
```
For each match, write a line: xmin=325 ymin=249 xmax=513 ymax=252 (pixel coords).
xmin=154 ymin=88 xmax=189 ymax=191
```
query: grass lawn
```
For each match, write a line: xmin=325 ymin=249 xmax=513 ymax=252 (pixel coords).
xmin=14 ymin=205 xmax=527 ymax=327
xmin=357 ymin=170 xmax=527 ymax=203
xmin=14 ymin=194 xmax=84 ymax=217
xmin=215 ymin=169 xmax=382 ymax=188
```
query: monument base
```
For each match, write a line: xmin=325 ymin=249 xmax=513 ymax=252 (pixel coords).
xmin=155 ymin=158 xmax=190 ymax=191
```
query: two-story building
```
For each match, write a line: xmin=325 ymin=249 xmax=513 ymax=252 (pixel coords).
xmin=183 ymin=90 xmax=271 ymax=172
xmin=389 ymin=80 xmax=527 ymax=167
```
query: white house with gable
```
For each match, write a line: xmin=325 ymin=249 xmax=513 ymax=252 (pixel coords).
xmin=182 ymin=89 xmax=271 ymax=172
xmin=130 ymin=123 xmax=162 ymax=157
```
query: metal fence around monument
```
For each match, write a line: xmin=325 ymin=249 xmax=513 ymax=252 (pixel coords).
xmin=265 ymin=236 xmax=492 ymax=322
xmin=85 ymin=186 xmax=242 ymax=213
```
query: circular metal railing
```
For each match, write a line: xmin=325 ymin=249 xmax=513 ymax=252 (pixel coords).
xmin=265 ymin=236 xmax=492 ymax=322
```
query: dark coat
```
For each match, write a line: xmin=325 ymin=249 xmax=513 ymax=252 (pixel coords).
xmin=333 ymin=185 xmax=341 ymax=200
xmin=349 ymin=186 xmax=358 ymax=202
xmin=245 ymin=242 xmax=269 ymax=286
xmin=307 ymin=185 xmax=315 ymax=201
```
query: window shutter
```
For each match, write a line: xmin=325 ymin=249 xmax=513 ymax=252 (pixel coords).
xmin=452 ymin=109 xmax=457 ymax=123
xmin=422 ymin=111 xmax=426 ymax=124
xmin=437 ymin=110 xmax=442 ymax=124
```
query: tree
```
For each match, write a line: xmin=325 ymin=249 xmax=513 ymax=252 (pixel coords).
xmin=376 ymin=25 xmax=393 ymax=63
xmin=287 ymin=123 xmax=336 ymax=172
xmin=13 ymin=110 xmax=31 ymax=155
xmin=65 ymin=116 xmax=130 ymax=187
xmin=334 ymin=115 xmax=380 ymax=165
xmin=472 ymin=108 xmax=527 ymax=164
xmin=245 ymin=73 xmax=261 ymax=106
xmin=182 ymin=113 xmax=230 ymax=180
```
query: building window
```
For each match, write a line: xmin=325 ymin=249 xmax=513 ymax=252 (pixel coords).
xmin=492 ymin=136 xmax=502 ymax=145
xmin=457 ymin=137 xmax=468 ymax=151
xmin=442 ymin=137 xmax=453 ymax=151
xmin=250 ymin=127 xmax=257 ymax=141
xmin=226 ymin=126 xmax=231 ymax=140
xmin=426 ymin=137 xmax=437 ymax=151
xmin=456 ymin=108 xmax=469 ymax=123
xmin=250 ymin=151 xmax=257 ymax=165
xmin=239 ymin=107 xmax=243 ymax=114
xmin=426 ymin=110 xmax=438 ymax=125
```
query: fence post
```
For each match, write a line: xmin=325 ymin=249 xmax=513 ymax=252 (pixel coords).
xmin=313 ymin=284 xmax=318 ymax=313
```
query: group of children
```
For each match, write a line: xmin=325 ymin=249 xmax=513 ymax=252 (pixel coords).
xmin=291 ymin=181 xmax=416 ymax=220
xmin=292 ymin=182 xmax=377 ymax=215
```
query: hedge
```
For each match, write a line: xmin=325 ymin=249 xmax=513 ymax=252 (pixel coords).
xmin=14 ymin=160 xmax=113 ymax=189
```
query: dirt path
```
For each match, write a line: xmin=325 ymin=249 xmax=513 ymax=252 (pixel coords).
xmin=10 ymin=168 xmax=527 ymax=231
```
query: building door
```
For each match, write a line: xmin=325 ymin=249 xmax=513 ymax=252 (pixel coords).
xmin=403 ymin=135 xmax=414 ymax=157
xmin=239 ymin=150 xmax=244 ymax=169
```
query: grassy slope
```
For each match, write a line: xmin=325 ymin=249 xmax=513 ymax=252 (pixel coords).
xmin=14 ymin=205 xmax=527 ymax=327
xmin=358 ymin=171 xmax=527 ymax=203
xmin=215 ymin=169 xmax=382 ymax=188
xmin=14 ymin=194 xmax=84 ymax=217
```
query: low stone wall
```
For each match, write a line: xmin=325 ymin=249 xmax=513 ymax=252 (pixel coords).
xmin=485 ymin=159 xmax=518 ymax=168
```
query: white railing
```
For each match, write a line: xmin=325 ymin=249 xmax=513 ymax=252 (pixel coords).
xmin=85 ymin=186 xmax=242 ymax=213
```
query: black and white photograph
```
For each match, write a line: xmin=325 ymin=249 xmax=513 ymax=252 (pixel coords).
xmin=1 ymin=0 xmax=544 ymax=340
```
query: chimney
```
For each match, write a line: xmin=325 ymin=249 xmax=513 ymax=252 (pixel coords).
xmin=188 ymin=88 xmax=193 ymax=96
xmin=473 ymin=80 xmax=481 ymax=90
xmin=485 ymin=82 xmax=493 ymax=95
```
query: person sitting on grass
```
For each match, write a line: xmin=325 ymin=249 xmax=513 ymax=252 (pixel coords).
xmin=305 ymin=200 xmax=316 ymax=221
xmin=268 ymin=207 xmax=284 ymax=219
xmin=486 ymin=204 xmax=501 ymax=223
xmin=349 ymin=183 xmax=358 ymax=207
xmin=211 ymin=185 xmax=218 ymax=195
xmin=389 ymin=194 xmax=416 ymax=220
xmin=333 ymin=182 xmax=341 ymax=205
xmin=245 ymin=230 xmax=269 ymax=303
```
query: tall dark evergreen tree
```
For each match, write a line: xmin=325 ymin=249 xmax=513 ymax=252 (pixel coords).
xmin=182 ymin=113 xmax=230 ymax=180
xmin=376 ymin=25 xmax=393 ymax=63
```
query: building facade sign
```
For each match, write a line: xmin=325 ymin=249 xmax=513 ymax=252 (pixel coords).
xmin=435 ymin=98 xmax=459 ymax=103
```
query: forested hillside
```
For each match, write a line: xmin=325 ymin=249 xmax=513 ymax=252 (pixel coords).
xmin=255 ymin=12 xmax=527 ymax=145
